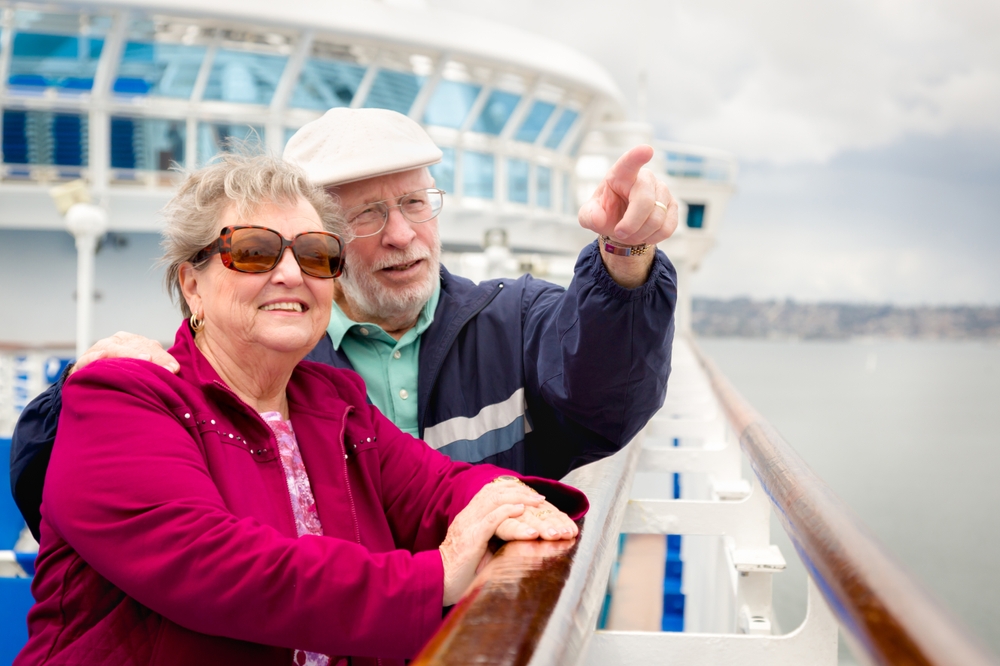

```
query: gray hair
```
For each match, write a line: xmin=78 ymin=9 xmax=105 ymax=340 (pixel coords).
xmin=160 ymin=152 xmax=345 ymax=317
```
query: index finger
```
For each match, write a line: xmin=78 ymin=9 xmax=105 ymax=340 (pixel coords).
xmin=603 ymin=145 xmax=655 ymax=198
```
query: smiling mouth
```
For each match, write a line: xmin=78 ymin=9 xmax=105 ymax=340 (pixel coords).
xmin=260 ymin=302 xmax=306 ymax=312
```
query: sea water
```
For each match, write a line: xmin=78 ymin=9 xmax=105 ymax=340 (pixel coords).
xmin=697 ymin=337 xmax=1000 ymax=662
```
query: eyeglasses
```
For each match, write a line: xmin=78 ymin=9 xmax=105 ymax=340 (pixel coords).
xmin=343 ymin=188 xmax=445 ymax=239
xmin=191 ymin=226 xmax=345 ymax=279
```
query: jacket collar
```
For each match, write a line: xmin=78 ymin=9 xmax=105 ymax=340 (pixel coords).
xmin=168 ymin=321 xmax=229 ymax=391
xmin=167 ymin=322 xmax=347 ymax=423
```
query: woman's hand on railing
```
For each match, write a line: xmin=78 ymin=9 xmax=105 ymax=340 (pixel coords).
xmin=439 ymin=480 xmax=545 ymax=606
xmin=495 ymin=499 xmax=579 ymax=541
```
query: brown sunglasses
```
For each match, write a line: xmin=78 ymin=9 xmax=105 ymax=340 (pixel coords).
xmin=192 ymin=226 xmax=344 ymax=279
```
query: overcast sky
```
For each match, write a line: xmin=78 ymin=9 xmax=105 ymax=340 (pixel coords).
xmin=429 ymin=0 xmax=1000 ymax=305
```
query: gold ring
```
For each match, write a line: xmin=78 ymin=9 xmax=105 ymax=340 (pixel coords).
xmin=534 ymin=509 xmax=552 ymax=518
xmin=654 ymin=200 xmax=669 ymax=214
xmin=491 ymin=475 xmax=524 ymax=485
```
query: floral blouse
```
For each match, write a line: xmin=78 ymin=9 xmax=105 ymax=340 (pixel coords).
xmin=261 ymin=412 xmax=332 ymax=666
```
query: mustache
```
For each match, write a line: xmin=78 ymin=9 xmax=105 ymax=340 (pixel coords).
xmin=363 ymin=248 xmax=432 ymax=273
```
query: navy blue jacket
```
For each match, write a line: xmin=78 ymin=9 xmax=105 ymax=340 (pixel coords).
xmin=10 ymin=241 xmax=676 ymax=540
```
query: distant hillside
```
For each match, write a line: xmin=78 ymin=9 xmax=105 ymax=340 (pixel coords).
xmin=692 ymin=298 xmax=1000 ymax=339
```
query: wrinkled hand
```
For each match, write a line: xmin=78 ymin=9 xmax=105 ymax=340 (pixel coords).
xmin=495 ymin=499 xmax=578 ymax=541
xmin=70 ymin=331 xmax=180 ymax=376
xmin=439 ymin=480 xmax=545 ymax=606
xmin=578 ymin=145 xmax=679 ymax=247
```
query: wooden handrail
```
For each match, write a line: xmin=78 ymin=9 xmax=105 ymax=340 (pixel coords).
xmin=413 ymin=436 xmax=642 ymax=665
xmin=688 ymin=338 xmax=998 ymax=666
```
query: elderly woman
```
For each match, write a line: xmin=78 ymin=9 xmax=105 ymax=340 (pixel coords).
xmin=16 ymin=153 xmax=585 ymax=666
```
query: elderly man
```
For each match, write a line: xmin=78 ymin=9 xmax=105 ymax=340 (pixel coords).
xmin=10 ymin=108 xmax=678 ymax=540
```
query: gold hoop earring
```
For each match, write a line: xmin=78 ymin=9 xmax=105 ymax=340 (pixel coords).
xmin=190 ymin=313 xmax=205 ymax=334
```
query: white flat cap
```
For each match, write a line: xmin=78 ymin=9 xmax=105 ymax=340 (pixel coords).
xmin=283 ymin=108 xmax=443 ymax=188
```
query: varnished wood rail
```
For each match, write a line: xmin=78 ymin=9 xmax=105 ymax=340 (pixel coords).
xmin=414 ymin=434 xmax=642 ymax=665
xmin=688 ymin=338 xmax=997 ymax=666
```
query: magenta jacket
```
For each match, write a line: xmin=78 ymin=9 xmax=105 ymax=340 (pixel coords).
xmin=17 ymin=324 xmax=588 ymax=666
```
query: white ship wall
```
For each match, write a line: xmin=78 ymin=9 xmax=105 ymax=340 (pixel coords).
xmin=2 ymin=228 xmax=178 ymax=345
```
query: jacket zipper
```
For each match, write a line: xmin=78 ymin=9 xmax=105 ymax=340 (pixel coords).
xmin=216 ymin=387 xmax=380 ymax=666
xmin=212 ymin=381 xmax=297 ymax=536
xmin=337 ymin=406 xmax=381 ymax=666
xmin=418 ymin=281 xmax=507 ymax=430
xmin=337 ymin=405 xmax=362 ymax=545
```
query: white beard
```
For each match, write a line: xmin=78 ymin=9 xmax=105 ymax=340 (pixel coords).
xmin=339 ymin=234 xmax=441 ymax=330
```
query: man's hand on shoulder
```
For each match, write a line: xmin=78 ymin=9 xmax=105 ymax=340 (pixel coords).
xmin=578 ymin=145 xmax=678 ymax=289
xmin=71 ymin=331 xmax=180 ymax=376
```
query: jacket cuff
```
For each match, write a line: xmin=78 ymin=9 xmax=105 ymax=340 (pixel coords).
xmin=581 ymin=239 xmax=673 ymax=303
xmin=518 ymin=476 xmax=590 ymax=521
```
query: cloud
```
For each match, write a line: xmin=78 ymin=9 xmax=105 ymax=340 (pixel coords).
xmin=430 ymin=0 xmax=1000 ymax=165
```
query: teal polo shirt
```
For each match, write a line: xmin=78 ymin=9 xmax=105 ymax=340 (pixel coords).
xmin=326 ymin=285 xmax=441 ymax=437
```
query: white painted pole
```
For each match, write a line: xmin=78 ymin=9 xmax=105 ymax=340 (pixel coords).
xmin=65 ymin=203 xmax=108 ymax=359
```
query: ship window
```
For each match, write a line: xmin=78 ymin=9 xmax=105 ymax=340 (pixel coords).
xmin=686 ymin=203 xmax=706 ymax=229
xmin=423 ymin=80 xmax=482 ymax=129
xmin=544 ymin=109 xmax=578 ymax=149
xmin=471 ymin=90 xmax=520 ymax=135
xmin=290 ymin=58 xmax=366 ymax=111
xmin=514 ymin=101 xmax=556 ymax=143
xmin=115 ymin=42 xmax=207 ymax=99
xmin=1 ymin=110 xmax=87 ymax=169
xmin=110 ymin=117 xmax=186 ymax=171
xmin=197 ymin=123 xmax=263 ymax=167
xmin=363 ymin=69 xmax=425 ymax=115
xmin=463 ymin=151 xmax=494 ymax=199
xmin=507 ymin=159 xmax=529 ymax=204
xmin=429 ymin=147 xmax=455 ymax=193
xmin=536 ymin=166 xmax=552 ymax=208
xmin=667 ymin=152 xmax=706 ymax=179
xmin=203 ymin=50 xmax=289 ymax=105
xmin=8 ymin=32 xmax=105 ymax=93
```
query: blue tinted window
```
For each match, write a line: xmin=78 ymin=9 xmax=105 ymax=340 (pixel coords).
xmin=536 ymin=166 xmax=552 ymax=208
xmin=9 ymin=32 xmax=105 ymax=91
xmin=686 ymin=203 xmax=706 ymax=228
xmin=472 ymin=90 xmax=520 ymax=135
xmin=364 ymin=69 xmax=424 ymax=115
xmin=429 ymin=147 xmax=455 ymax=193
xmin=423 ymin=80 xmax=481 ymax=129
xmin=544 ymin=109 xmax=578 ymax=149
xmin=2 ymin=111 xmax=87 ymax=167
xmin=203 ymin=50 xmax=288 ymax=105
xmin=2 ymin=111 xmax=29 ymax=164
xmin=507 ymin=159 xmax=529 ymax=204
xmin=514 ymin=101 xmax=555 ymax=143
xmin=291 ymin=58 xmax=366 ymax=111
xmin=463 ymin=151 xmax=494 ymax=199
xmin=197 ymin=123 xmax=263 ymax=166
xmin=116 ymin=42 xmax=207 ymax=98
xmin=110 ymin=117 xmax=186 ymax=170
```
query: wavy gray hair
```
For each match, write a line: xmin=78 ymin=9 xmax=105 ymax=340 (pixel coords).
xmin=160 ymin=152 xmax=345 ymax=317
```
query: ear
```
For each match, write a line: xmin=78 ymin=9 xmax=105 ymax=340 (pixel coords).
xmin=178 ymin=262 xmax=204 ymax=317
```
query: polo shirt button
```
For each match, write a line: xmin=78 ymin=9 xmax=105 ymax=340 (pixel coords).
xmin=359 ymin=327 xmax=369 ymax=336
xmin=399 ymin=389 xmax=409 ymax=400
xmin=393 ymin=350 xmax=401 ymax=359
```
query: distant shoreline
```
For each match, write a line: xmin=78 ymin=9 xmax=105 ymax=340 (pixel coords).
xmin=692 ymin=298 xmax=1000 ymax=340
